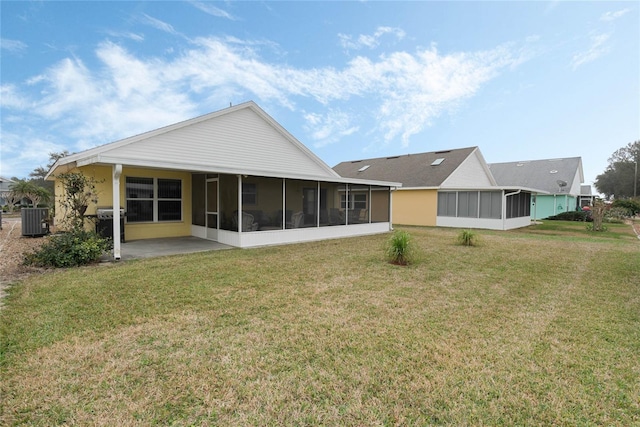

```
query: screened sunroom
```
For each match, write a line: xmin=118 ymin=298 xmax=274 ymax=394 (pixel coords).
xmin=436 ymin=188 xmax=539 ymax=230
xmin=191 ymin=173 xmax=394 ymax=248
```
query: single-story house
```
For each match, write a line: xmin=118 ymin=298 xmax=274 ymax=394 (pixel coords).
xmin=579 ymin=185 xmax=596 ymax=208
xmin=45 ymin=101 xmax=400 ymax=260
xmin=0 ymin=176 xmax=16 ymax=206
xmin=488 ymin=157 xmax=584 ymax=219
xmin=334 ymin=147 xmax=544 ymax=230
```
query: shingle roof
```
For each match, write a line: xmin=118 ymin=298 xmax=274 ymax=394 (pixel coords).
xmin=488 ymin=157 xmax=582 ymax=194
xmin=333 ymin=147 xmax=478 ymax=187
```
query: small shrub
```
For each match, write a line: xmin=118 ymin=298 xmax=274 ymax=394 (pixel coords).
xmin=24 ymin=230 xmax=112 ymax=268
xmin=586 ymin=223 xmax=608 ymax=232
xmin=611 ymin=199 xmax=640 ymax=217
xmin=605 ymin=207 xmax=630 ymax=222
xmin=457 ymin=229 xmax=479 ymax=246
xmin=385 ymin=230 xmax=415 ymax=266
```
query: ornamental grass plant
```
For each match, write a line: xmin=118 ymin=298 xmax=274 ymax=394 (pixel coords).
xmin=385 ymin=229 xmax=415 ymax=265
xmin=457 ymin=229 xmax=479 ymax=246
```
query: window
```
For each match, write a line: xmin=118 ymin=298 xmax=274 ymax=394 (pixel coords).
xmin=479 ymin=191 xmax=502 ymax=219
xmin=506 ymin=192 xmax=530 ymax=219
xmin=341 ymin=192 xmax=367 ymax=209
xmin=242 ymin=183 xmax=257 ymax=206
xmin=458 ymin=191 xmax=478 ymax=218
xmin=437 ymin=192 xmax=457 ymax=217
xmin=438 ymin=191 xmax=502 ymax=219
xmin=126 ymin=177 xmax=182 ymax=223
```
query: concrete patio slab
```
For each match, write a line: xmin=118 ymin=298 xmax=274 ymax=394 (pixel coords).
xmin=113 ymin=236 xmax=233 ymax=260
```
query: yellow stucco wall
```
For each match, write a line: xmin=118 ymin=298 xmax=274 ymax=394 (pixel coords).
xmin=392 ymin=189 xmax=437 ymax=226
xmin=54 ymin=165 xmax=192 ymax=240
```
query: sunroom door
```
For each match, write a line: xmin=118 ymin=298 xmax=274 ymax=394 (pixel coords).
xmin=206 ymin=178 xmax=218 ymax=240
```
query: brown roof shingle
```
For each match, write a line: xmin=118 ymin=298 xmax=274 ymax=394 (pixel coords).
xmin=333 ymin=146 xmax=478 ymax=187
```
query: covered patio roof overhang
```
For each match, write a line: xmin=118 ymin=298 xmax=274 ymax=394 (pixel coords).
xmin=48 ymin=157 xmax=402 ymax=260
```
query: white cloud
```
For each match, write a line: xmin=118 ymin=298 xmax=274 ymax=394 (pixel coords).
xmin=0 ymin=85 xmax=29 ymax=109
xmin=571 ymin=32 xmax=611 ymax=70
xmin=189 ymin=1 xmax=235 ymax=20
xmin=1 ymin=35 xmax=525 ymax=170
xmin=0 ymin=130 xmax=67 ymax=178
xmin=0 ymin=38 xmax=27 ymax=53
xmin=140 ymin=13 xmax=180 ymax=35
xmin=600 ymin=8 xmax=630 ymax=22
xmin=103 ymin=30 xmax=145 ymax=42
xmin=303 ymin=110 xmax=359 ymax=147
xmin=338 ymin=26 xmax=406 ymax=51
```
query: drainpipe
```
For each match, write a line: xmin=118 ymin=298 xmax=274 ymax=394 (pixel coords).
xmin=503 ymin=189 xmax=521 ymax=230
xmin=112 ymin=164 xmax=122 ymax=260
xmin=389 ymin=186 xmax=397 ymax=230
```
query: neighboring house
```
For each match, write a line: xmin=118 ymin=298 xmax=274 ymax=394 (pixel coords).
xmin=0 ymin=176 xmax=16 ymax=206
xmin=579 ymin=185 xmax=596 ymax=208
xmin=334 ymin=147 xmax=543 ymax=231
xmin=45 ymin=101 xmax=400 ymax=260
xmin=488 ymin=157 xmax=584 ymax=220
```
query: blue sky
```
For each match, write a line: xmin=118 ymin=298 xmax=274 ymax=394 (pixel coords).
xmin=1 ymin=1 xmax=638 ymax=191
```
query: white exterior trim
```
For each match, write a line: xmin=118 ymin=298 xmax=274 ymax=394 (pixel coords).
xmin=216 ymin=223 xmax=392 ymax=248
xmin=436 ymin=216 xmax=532 ymax=231
xmin=112 ymin=164 xmax=122 ymax=260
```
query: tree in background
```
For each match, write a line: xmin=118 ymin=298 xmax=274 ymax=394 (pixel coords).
xmin=28 ymin=151 xmax=71 ymax=194
xmin=9 ymin=179 xmax=51 ymax=208
xmin=590 ymin=199 xmax=607 ymax=232
xmin=0 ymin=190 xmax=22 ymax=212
xmin=595 ymin=141 xmax=640 ymax=199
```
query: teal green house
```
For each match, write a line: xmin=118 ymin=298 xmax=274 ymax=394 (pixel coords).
xmin=489 ymin=157 xmax=587 ymax=220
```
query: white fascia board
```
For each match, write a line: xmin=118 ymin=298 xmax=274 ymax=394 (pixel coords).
xmin=44 ymin=160 xmax=78 ymax=180
xmin=44 ymin=101 xmax=341 ymax=182
xmin=396 ymin=186 xmax=440 ymax=191
xmin=331 ymin=176 xmax=402 ymax=187
xmin=427 ymin=185 xmax=550 ymax=194
xmin=496 ymin=186 xmax=550 ymax=194
xmin=77 ymin=155 xmax=401 ymax=188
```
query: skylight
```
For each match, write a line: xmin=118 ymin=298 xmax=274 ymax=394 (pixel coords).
xmin=431 ymin=158 xmax=445 ymax=166
xmin=358 ymin=165 xmax=371 ymax=172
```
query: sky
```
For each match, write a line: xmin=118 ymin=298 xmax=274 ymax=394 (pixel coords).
xmin=1 ymin=1 xmax=639 ymax=192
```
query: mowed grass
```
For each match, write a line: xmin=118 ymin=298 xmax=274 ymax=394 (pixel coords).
xmin=1 ymin=222 xmax=639 ymax=426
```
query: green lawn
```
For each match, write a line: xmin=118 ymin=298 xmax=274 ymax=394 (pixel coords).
xmin=1 ymin=222 xmax=639 ymax=426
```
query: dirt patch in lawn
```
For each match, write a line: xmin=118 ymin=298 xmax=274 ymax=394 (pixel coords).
xmin=0 ymin=217 xmax=48 ymax=306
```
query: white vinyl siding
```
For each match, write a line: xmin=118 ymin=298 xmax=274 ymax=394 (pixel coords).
xmin=442 ymin=150 xmax=494 ymax=188
xmin=108 ymin=108 xmax=334 ymax=179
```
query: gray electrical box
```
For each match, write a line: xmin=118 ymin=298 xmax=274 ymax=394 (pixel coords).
xmin=21 ymin=208 xmax=49 ymax=237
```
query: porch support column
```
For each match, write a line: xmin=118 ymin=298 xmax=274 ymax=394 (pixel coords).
xmin=345 ymin=184 xmax=349 ymax=225
xmin=112 ymin=164 xmax=122 ymax=260
xmin=317 ymin=181 xmax=320 ymax=227
xmin=237 ymin=175 xmax=243 ymax=234
xmin=282 ymin=179 xmax=286 ymax=230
